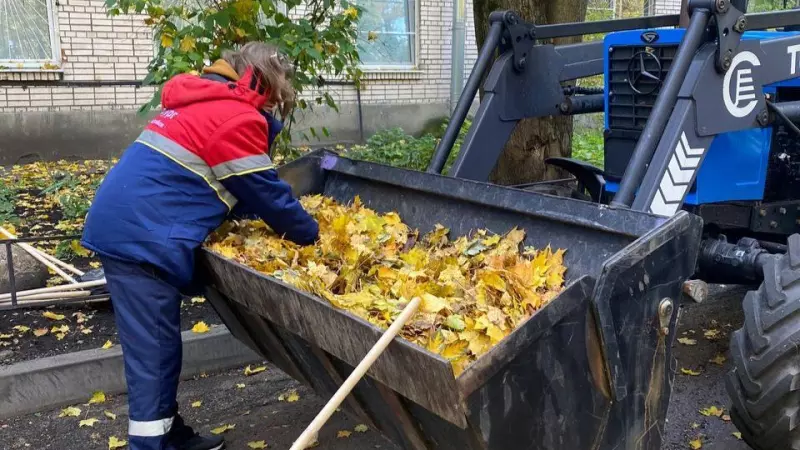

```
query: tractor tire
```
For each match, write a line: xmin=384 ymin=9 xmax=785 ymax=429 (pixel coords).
xmin=727 ymin=234 xmax=800 ymax=450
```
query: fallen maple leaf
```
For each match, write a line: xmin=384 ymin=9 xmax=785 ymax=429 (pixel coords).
xmin=51 ymin=324 xmax=69 ymax=334
xmin=43 ymin=311 xmax=65 ymax=320
xmin=710 ymin=354 xmax=727 ymax=365
xmin=733 ymin=432 xmax=742 ymax=440
xmin=108 ymin=436 xmax=127 ymax=449
xmin=286 ymin=391 xmax=300 ymax=402
xmin=79 ymin=418 xmax=99 ymax=427
xmin=354 ymin=424 xmax=369 ymax=433
xmin=677 ymin=337 xmax=697 ymax=346
xmin=689 ymin=438 xmax=702 ymax=449
xmin=192 ymin=322 xmax=210 ymax=334
xmin=681 ymin=368 xmax=702 ymax=376
xmin=337 ymin=430 xmax=352 ymax=438
xmin=88 ymin=391 xmax=106 ymax=404
xmin=55 ymin=332 xmax=67 ymax=340
xmin=0 ymin=333 xmax=11 ymax=339
xmin=191 ymin=401 xmax=202 ymax=408
xmin=699 ymin=406 xmax=724 ymax=417
xmin=13 ymin=325 xmax=30 ymax=333
xmin=59 ymin=406 xmax=82 ymax=417
xmin=247 ymin=441 xmax=267 ymax=449
xmin=90 ymin=261 xmax=101 ymax=269
xmin=210 ymin=424 xmax=235 ymax=435
xmin=191 ymin=297 xmax=206 ymax=304
xmin=102 ymin=340 xmax=113 ymax=349
xmin=244 ymin=365 xmax=267 ymax=376
xmin=235 ymin=383 xmax=246 ymax=389
xmin=104 ymin=411 xmax=117 ymax=420
xmin=703 ymin=329 xmax=721 ymax=340
xmin=81 ymin=326 xmax=93 ymax=335
xmin=722 ymin=414 xmax=731 ymax=422
xmin=33 ymin=328 xmax=48 ymax=337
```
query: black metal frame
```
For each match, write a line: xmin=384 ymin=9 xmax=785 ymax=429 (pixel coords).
xmin=427 ymin=2 xmax=800 ymax=218
xmin=0 ymin=234 xmax=107 ymax=310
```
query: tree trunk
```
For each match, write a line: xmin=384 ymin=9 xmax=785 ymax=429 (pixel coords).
xmin=472 ymin=0 xmax=589 ymax=185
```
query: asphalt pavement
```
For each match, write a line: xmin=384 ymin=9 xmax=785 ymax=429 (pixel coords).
xmin=0 ymin=284 xmax=757 ymax=450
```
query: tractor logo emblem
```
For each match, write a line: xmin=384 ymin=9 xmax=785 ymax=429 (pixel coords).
xmin=723 ymin=51 xmax=761 ymax=118
xmin=627 ymin=51 xmax=663 ymax=95
xmin=641 ymin=31 xmax=659 ymax=44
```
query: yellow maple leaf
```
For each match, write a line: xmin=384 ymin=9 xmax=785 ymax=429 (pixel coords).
xmin=108 ymin=436 xmax=127 ymax=449
xmin=79 ymin=418 xmax=99 ymax=427
xmin=191 ymin=297 xmax=205 ymax=304
xmin=88 ymin=391 xmax=106 ymax=404
xmin=689 ymin=438 xmax=702 ymax=449
xmin=160 ymin=33 xmax=174 ymax=48
xmin=43 ymin=311 xmax=65 ymax=320
xmin=244 ymin=365 xmax=267 ymax=376
xmin=13 ymin=325 xmax=30 ymax=333
xmin=709 ymin=354 xmax=727 ymax=365
xmin=179 ymin=36 xmax=196 ymax=52
xmin=210 ymin=424 xmax=235 ymax=435
xmin=81 ymin=327 xmax=93 ymax=335
xmin=0 ymin=333 xmax=12 ymax=339
xmin=733 ymin=432 xmax=742 ymax=440
xmin=90 ymin=261 xmax=101 ymax=269
xmin=354 ymin=424 xmax=369 ymax=433
xmin=337 ymin=430 xmax=352 ymax=438
xmin=677 ymin=337 xmax=697 ymax=345
xmin=59 ymin=406 xmax=82 ymax=417
xmin=681 ymin=368 xmax=701 ymax=376
xmin=343 ymin=6 xmax=358 ymax=19
xmin=192 ymin=322 xmax=210 ymax=334
xmin=102 ymin=340 xmax=114 ymax=350
xmin=699 ymin=406 xmax=724 ymax=417
xmin=703 ymin=328 xmax=721 ymax=340
xmin=51 ymin=324 xmax=69 ymax=334
xmin=247 ymin=441 xmax=267 ymax=449
xmin=104 ymin=411 xmax=117 ymax=420
xmin=33 ymin=328 xmax=48 ymax=337
xmin=191 ymin=400 xmax=202 ymax=408
xmin=70 ymin=240 xmax=91 ymax=257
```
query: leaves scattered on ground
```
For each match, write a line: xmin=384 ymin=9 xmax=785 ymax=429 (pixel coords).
xmin=102 ymin=340 xmax=114 ymax=350
xmin=677 ymin=337 xmax=697 ymax=346
xmin=689 ymin=437 xmax=703 ymax=449
xmin=108 ymin=436 xmax=127 ymax=449
xmin=278 ymin=390 xmax=300 ymax=403
xmin=206 ymin=195 xmax=567 ymax=376
xmin=337 ymin=430 xmax=352 ymax=438
xmin=353 ymin=424 xmax=369 ymax=433
xmin=681 ymin=368 xmax=702 ymax=376
xmin=59 ymin=406 xmax=82 ymax=417
xmin=88 ymin=391 xmax=106 ymax=404
xmin=699 ymin=406 xmax=724 ymax=417
xmin=247 ymin=441 xmax=268 ymax=449
xmin=191 ymin=321 xmax=210 ymax=334
xmin=244 ymin=365 xmax=267 ymax=376
xmin=104 ymin=411 xmax=117 ymax=420
xmin=191 ymin=400 xmax=202 ymax=408
xmin=709 ymin=354 xmax=727 ymax=365
xmin=210 ymin=424 xmax=235 ymax=435
xmin=79 ymin=418 xmax=99 ymax=427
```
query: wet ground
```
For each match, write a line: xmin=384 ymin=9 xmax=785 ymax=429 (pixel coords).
xmin=0 ymin=284 xmax=756 ymax=450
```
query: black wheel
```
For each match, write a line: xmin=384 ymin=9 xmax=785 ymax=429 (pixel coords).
xmin=727 ymin=234 xmax=800 ymax=450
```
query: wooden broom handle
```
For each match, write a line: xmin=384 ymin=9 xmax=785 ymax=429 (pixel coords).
xmin=290 ymin=296 xmax=421 ymax=450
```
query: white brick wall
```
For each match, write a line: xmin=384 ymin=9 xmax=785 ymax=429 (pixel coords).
xmin=1 ymin=0 xmax=478 ymax=112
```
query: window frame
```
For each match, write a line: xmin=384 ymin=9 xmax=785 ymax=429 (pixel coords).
xmin=356 ymin=0 xmax=420 ymax=72
xmin=0 ymin=0 xmax=62 ymax=71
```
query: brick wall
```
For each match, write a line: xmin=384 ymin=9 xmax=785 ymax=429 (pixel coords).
xmin=0 ymin=0 xmax=157 ymax=113
xmin=646 ymin=0 xmax=682 ymax=15
xmin=1 ymin=0 xmax=479 ymax=115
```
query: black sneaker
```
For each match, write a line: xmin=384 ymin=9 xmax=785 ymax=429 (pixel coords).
xmin=176 ymin=433 xmax=225 ymax=450
xmin=168 ymin=415 xmax=225 ymax=450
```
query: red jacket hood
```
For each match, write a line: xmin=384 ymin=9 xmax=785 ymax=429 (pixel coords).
xmin=161 ymin=68 xmax=270 ymax=110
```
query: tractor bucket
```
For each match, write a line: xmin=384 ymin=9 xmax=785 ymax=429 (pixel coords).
xmin=200 ymin=150 xmax=703 ymax=450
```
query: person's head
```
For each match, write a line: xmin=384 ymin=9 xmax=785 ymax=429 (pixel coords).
xmin=221 ymin=42 xmax=295 ymax=118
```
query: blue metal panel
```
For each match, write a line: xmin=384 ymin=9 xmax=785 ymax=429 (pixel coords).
xmin=602 ymin=29 xmax=800 ymax=205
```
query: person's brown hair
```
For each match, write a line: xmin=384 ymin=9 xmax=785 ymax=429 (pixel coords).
xmin=222 ymin=42 xmax=295 ymax=118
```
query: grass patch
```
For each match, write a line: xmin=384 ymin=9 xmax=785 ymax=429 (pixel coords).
xmin=572 ymin=127 xmax=604 ymax=168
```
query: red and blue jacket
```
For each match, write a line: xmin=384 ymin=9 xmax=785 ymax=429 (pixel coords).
xmin=82 ymin=62 xmax=319 ymax=288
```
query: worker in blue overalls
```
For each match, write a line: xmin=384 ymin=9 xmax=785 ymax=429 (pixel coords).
xmin=81 ymin=42 xmax=319 ymax=450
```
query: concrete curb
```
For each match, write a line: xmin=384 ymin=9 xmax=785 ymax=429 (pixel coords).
xmin=0 ymin=327 xmax=261 ymax=419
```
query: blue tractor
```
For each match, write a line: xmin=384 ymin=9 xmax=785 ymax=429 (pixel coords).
xmin=426 ymin=1 xmax=800 ymax=448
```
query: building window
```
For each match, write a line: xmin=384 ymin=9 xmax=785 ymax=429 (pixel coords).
xmin=356 ymin=0 xmax=417 ymax=69
xmin=0 ymin=0 xmax=60 ymax=69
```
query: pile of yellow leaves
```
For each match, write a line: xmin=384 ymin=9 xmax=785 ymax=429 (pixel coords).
xmin=206 ymin=195 xmax=567 ymax=376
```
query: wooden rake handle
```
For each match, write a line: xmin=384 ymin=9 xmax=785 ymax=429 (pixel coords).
xmin=290 ymin=296 xmax=421 ymax=450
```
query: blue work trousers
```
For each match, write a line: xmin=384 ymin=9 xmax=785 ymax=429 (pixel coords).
xmin=102 ymin=256 xmax=183 ymax=450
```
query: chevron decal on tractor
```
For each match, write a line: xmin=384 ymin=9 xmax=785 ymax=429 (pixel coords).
xmin=649 ymin=132 xmax=706 ymax=217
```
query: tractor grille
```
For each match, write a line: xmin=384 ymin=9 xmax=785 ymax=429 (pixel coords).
xmin=608 ymin=44 xmax=678 ymax=131
xmin=605 ymin=44 xmax=678 ymax=179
